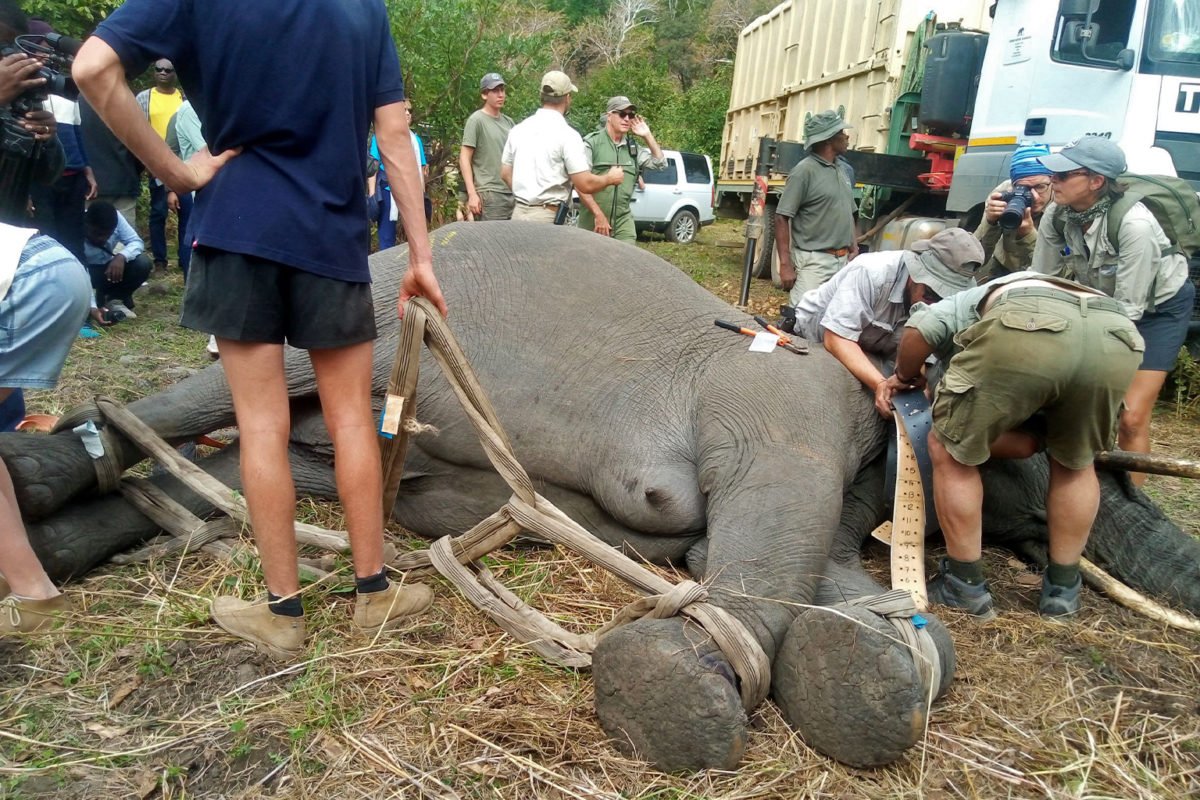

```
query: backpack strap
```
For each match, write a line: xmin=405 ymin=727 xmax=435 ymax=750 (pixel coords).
xmin=1106 ymin=192 xmax=1180 ymax=258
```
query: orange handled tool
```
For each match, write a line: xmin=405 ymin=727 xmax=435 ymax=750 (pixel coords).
xmin=713 ymin=319 xmax=808 ymax=355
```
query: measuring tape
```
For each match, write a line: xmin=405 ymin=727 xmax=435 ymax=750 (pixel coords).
xmin=873 ymin=389 xmax=939 ymax=611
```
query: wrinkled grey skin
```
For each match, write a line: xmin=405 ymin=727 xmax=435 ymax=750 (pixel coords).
xmin=5 ymin=223 xmax=1199 ymax=772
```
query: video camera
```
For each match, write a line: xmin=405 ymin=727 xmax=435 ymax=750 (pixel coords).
xmin=997 ymin=184 xmax=1034 ymax=231
xmin=1 ymin=32 xmax=81 ymax=156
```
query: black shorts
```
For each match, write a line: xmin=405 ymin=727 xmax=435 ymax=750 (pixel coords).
xmin=1135 ymin=280 xmax=1195 ymax=372
xmin=181 ymin=246 xmax=377 ymax=349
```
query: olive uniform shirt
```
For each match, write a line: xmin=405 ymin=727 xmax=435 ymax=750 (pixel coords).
xmin=462 ymin=108 xmax=514 ymax=196
xmin=973 ymin=180 xmax=1040 ymax=280
xmin=776 ymin=152 xmax=856 ymax=252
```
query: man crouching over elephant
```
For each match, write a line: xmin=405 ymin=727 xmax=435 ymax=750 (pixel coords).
xmin=889 ymin=272 xmax=1144 ymax=619
xmin=793 ymin=227 xmax=984 ymax=416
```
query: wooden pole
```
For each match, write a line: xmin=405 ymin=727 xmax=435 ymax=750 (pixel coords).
xmin=1094 ymin=450 xmax=1200 ymax=480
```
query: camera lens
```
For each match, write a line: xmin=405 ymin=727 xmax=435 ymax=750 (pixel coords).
xmin=998 ymin=186 xmax=1033 ymax=231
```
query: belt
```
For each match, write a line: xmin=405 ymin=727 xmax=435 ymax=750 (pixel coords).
xmin=518 ymin=200 xmax=562 ymax=210
xmin=993 ymin=285 xmax=1122 ymax=314
xmin=823 ymin=247 xmax=851 ymax=257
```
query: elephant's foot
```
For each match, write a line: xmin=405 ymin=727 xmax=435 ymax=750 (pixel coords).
xmin=772 ymin=603 xmax=954 ymax=767
xmin=593 ymin=616 xmax=748 ymax=772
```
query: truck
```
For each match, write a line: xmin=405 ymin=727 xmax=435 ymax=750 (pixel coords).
xmin=716 ymin=0 xmax=1200 ymax=294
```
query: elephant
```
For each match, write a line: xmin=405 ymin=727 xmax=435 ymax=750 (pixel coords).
xmin=5 ymin=222 xmax=1199 ymax=773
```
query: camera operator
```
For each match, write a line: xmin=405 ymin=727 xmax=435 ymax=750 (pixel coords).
xmin=973 ymin=143 xmax=1053 ymax=280
xmin=1031 ymin=136 xmax=1193 ymax=486
xmin=0 ymin=2 xmax=64 ymax=226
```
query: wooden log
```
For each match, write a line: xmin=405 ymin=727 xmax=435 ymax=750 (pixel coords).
xmin=1094 ymin=450 xmax=1200 ymax=480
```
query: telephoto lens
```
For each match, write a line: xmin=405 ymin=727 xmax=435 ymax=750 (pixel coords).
xmin=998 ymin=185 xmax=1034 ymax=230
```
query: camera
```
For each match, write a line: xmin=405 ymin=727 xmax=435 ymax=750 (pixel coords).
xmin=102 ymin=307 xmax=126 ymax=324
xmin=998 ymin=184 xmax=1034 ymax=230
xmin=1 ymin=32 xmax=80 ymax=156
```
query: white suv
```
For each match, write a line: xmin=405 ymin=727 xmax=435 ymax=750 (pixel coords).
xmin=568 ymin=149 xmax=715 ymax=244
xmin=632 ymin=149 xmax=715 ymax=243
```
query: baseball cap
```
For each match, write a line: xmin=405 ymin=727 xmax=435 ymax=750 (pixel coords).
xmin=907 ymin=228 xmax=984 ymax=298
xmin=480 ymin=72 xmax=505 ymax=91
xmin=1037 ymin=136 xmax=1127 ymax=180
xmin=541 ymin=70 xmax=578 ymax=97
xmin=606 ymin=96 xmax=636 ymax=114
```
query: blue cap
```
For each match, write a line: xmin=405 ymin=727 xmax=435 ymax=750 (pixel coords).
xmin=1009 ymin=142 xmax=1053 ymax=182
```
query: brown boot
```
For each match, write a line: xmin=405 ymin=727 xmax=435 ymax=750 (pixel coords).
xmin=0 ymin=592 xmax=74 ymax=634
xmin=211 ymin=596 xmax=305 ymax=660
xmin=353 ymin=581 xmax=433 ymax=633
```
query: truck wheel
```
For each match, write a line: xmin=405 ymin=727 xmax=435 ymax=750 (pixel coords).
xmin=666 ymin=209 xmax=699 ymax=244
xmin=752 ymin=204 xmax=776 ymax=278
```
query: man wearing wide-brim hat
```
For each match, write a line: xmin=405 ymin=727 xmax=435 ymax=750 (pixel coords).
xmin=773 ymin=107 xmax=859 ymax=306
xmin=794 ymin=227 xmax=984 ymax=417
xmin=501 ymin=70 xmax=624 ymax=223
xmin=577 ymin=96 xmax=666 ymax=243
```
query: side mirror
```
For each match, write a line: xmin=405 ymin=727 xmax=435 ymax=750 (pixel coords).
xmin=1116 ymin=48 xmax=1135 ymax=70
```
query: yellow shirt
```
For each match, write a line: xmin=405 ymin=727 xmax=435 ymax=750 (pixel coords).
xmin=148 ymin=88 xmax=183 ymax=140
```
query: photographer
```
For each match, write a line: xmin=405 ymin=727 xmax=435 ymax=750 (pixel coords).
xmin=0 ymin=1 xmax=64 ymax=225
xmin=1031 ymin=136 xmax=1193 ymax=486
xmin=973 ymin=143 xmax=1053 ymax=280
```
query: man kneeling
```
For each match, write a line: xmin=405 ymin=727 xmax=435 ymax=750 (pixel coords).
xmin=889 ymin=272 xmax=1143 ymax=618
xmin=84 ymin=201 xmax=153 ymax=321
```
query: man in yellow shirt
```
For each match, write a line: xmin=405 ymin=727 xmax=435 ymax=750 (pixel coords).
xmin=135 ymin=59 xmax=191 ymax=274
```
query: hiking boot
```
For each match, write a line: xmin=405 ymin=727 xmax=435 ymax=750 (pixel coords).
xmin=0 ymin=576 xmax=9 ymax=600
xmin=211 ymin=596 xmax=305 ymax=660
xmin=1039 ymin=575 xmax=1082 ymax=618
xmin=926 ymin=559 xmax=996 ymax=620
xmin=353 ymin=581 xmax=433 ymax=633
xmin=0 ymin=592 xmax=73 ymax=634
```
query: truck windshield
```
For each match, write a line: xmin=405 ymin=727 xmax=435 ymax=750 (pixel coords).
xmin=1146 ymin=0 xmax=1200 ymax=64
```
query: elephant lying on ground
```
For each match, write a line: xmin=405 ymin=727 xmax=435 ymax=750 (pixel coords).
xmin=6 ymin=222 xmax=1200 ymax=772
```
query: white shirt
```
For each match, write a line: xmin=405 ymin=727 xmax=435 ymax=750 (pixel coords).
xmin=794 ymin=250 xmax=912 ymax=356
xmin=0 ymin=223 xmax=37 ymax=301
xmin=501 ymin=108 xmax=589 ymax=205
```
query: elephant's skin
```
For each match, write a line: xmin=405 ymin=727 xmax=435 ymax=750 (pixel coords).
xmin=5 ymin=222 xmax=1199 ymax=773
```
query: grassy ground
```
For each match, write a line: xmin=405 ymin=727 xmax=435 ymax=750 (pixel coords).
xmin=3 ymin=220 xmax=1199 ymax=799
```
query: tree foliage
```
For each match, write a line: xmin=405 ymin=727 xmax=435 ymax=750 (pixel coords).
xmin=20 ymin=0 xmax=121 ymax=36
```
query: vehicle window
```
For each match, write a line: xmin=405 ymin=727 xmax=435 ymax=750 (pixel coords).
xmin=1052 ymin=0 xmax=1135 ymax=67
xmin=681 ymin=153 xmax=711 ymax=185
xmin=1146 ymin=0 xmax=1200 ymax=64
xmin=643 ymin=159 xmax=678 ymax=185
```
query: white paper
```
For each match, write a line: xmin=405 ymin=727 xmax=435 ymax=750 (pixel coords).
xmin=748 ymin=332 xmax=779 ymax=353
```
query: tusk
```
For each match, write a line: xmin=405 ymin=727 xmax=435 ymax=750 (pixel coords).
xmin=1079 ymin=557 xmax=1200 ymax=633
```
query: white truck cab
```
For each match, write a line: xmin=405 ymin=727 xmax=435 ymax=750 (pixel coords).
xmin=948 ymin=0 xmax=1200 ymax=214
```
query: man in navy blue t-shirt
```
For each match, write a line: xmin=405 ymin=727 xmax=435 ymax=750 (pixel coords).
xmin=74 ymin=0 xmax=447 ymax=660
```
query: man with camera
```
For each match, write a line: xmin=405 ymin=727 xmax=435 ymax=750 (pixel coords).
xmin=576 ymin=96 xmax=665 ymax=244
xmin=75 ymin=0 xmax=446 ymax=660
xmin=0 ymin=2 xmax=65 ymax=226
xmin=82 ymin=200 xmax=151 ymax=321
xmin=973 ymin=143 xmax=1054 ymax=280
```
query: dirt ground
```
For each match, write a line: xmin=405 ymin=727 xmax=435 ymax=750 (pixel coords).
xmin=2 ymin=221 xmax=1198 ymax=799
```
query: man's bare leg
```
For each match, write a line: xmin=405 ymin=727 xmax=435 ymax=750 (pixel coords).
xmin=0 ymin=460 xmax=59 ymax=600
xmin=216 ymin=338 xmax=299 ymax=597
xmin=1119 ymin=369 xmax=1167 ymax=487
xmin=308 ymin=341 xmax=384 ymax=578
xmin=929 ymin=432 xmax=983 ymax=562
xmin=1045 ymin=458 xmax=1099 ymax=567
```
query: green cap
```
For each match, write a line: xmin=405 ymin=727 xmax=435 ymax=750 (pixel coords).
xmin=804 ymin=106 xmax=852 ymax=147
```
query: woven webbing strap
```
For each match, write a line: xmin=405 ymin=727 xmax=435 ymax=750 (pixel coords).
xmin=853 ymin=590 xmax=942 ymax=703
xmin=52 ymin=400 xmax=124 ymax=493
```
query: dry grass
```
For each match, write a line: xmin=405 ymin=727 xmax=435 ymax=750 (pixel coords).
xmin=3 ymin=223 xmax=1199 ymax=798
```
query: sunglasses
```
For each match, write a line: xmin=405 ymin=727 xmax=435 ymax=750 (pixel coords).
xmin=613 ymin=110 xmax=636 ymax=119
xmin=154 ymin=67 xmax=175 ymax=73
xmin=1050 ymin=168 xmax=1089 ymax=181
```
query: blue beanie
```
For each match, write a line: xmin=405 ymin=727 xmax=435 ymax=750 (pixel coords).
xmin=1009 ymin=142 xmax=1053 ymax=181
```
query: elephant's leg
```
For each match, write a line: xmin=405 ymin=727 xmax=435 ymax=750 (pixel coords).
xmin=394 ymin=448 xmax=700 ymax=565
xmin=28 ymin=440 xmax=338 ymax=582
xmin=771 ymin=559 xmax=956 ymax=767
xmin=831 ymin=453 xmax=889 ymax=565
xmin=593 ymin=434 xmax=848 ymax=771
xmin=981 ymin=457 xmax=1200 ymax=615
